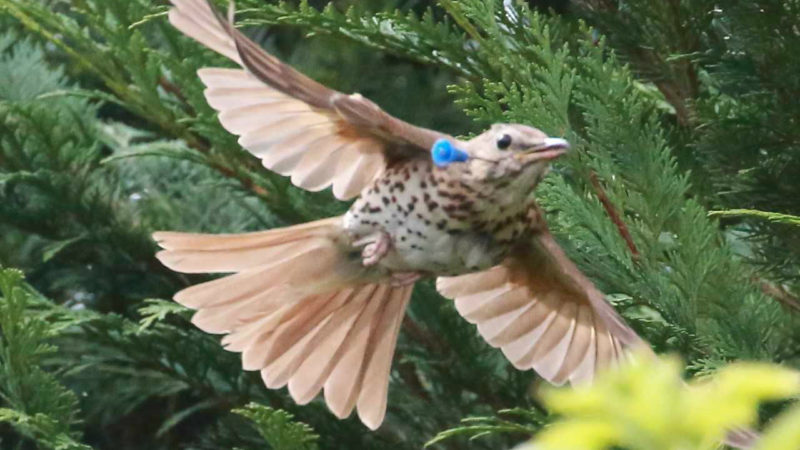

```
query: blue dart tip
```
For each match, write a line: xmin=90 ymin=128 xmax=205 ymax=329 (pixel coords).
xmin=431 ymin=139 xmax=469 ymax=167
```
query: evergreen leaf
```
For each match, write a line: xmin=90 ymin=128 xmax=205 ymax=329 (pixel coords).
xmin=233 ymin=403 xmax=320 ymax=450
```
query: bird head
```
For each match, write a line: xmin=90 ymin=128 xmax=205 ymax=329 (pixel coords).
xmin=460 ymin=124 xmax=569 ymax=189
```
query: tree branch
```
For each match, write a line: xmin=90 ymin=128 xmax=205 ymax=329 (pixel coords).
xmin=756 ymin=278 xmax=800 ymax=313
xmin=589 ymin=172 xmax=640 ymax=259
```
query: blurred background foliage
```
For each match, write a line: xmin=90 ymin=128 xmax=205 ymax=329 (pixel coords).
xmin=0 ymin=0 xmax=797 ymax=449
xmin=530 ymin=351 xmax=800 ymax=450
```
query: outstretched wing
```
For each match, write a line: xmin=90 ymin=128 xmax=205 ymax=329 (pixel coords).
xmin=168 ymin=0 xmax=446 ymax=199
xmin=436 ymin=213 xmax=645 ymax=385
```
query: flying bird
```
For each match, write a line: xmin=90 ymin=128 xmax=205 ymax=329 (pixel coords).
xmin=155 ymin=0 xmax=646 ymax=430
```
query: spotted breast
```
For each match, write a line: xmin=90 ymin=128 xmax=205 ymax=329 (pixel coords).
xmin=343 ymin=157 xmax=534 ymax=276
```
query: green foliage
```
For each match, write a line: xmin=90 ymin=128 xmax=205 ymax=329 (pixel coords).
xmin=425 ymin=407 xmax=544 ymax=447
xmin=0 ymin=268 xmax=90 ymax=450
xmin=710 ymin=209 xmax=800 ymax=228
xmin=234 ymin=0 xmax=479 ymax=76
xmin=575 ymin=0 xmax=800 ymax=289
xmin=0 ymin=29 xmax=181 ymax=309
xmin=528 ymin=352 xmax=800 ymax=450
xmin=234 ymin=403 xmax=319 ymax=450
xmin=0 ymin=0 xmax=797 ymax=448
xmin=136 ymin=298 xmax=190 ymax=331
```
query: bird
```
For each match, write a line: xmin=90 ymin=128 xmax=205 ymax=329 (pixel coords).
xmin=155 ymin=0 xmax=647 ymax=430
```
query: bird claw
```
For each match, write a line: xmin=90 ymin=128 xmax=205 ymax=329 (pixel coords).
xmin=355 ymin=231 xmax=392 ymax=266
xmin=390 ymin=272 xmax=422 ymax=287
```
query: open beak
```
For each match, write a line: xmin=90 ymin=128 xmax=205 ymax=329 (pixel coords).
xmin=518 ymin=137 xmax=570 ymax=163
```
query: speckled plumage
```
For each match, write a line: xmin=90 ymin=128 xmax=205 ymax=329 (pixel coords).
xmin=345 ymin=157 xmax=534 ymax=275
xmin=155 ymin=0 xmax=649 ymax=432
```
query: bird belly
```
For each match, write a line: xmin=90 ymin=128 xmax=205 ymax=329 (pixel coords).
xmin=387 ymin=228 xmax=504 ymax=275
xmin=345 ymin=212 xmax=504 ymax=275
xmin=343 ymin=160 xmax=509 ymax=275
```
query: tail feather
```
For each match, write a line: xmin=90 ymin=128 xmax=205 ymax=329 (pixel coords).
xmin=153 ymin=217 xmax=413 ymax=430
xmin=323 ymin=284 xmax=389 ymax=420
xmin=190 ymin=288 xmax=287 ymax=334
xmin=155 ymin=238 xmax=327 ymax=273
xmin=287 ymin=288 xmax=373 ymax=404
xmin=356 ymin=284 xmax=413 ymax=429
xmin=173 ymin=268 xmax=277 ymax=309
xmin=154 ymin=218 xmax=340 ymax=251
xmin=154 ymin=217 xmax=342 ymax=273
xmin=221 ymin=309 xmax=282 ymax=351
xmin=247 ymin=291 xmax=340 ymax=376
xmin=261 ymin=290 xmax=354 ymax=369
xmin=259 ymin=289 xmax=367 ymax=391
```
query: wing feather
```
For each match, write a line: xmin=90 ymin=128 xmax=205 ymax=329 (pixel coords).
xmin=291 ymin=140 xmax=350 ymax=191
xmin=169 ymin=0 xmax=448 ymax=199
xmin=331 ymin=141 xmax=385 ymax=199
xmin=436 ymin=224 xmax=647 ymax=385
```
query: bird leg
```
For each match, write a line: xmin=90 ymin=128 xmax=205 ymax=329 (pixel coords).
xmin=354 ymin=231 xmax=392 ymax=266
xmin=389 ymin=272 xmax=422 ymax=287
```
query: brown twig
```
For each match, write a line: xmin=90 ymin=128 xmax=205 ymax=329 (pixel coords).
xmin=589 ymin=171 xmax=640 ymax=259
xmin=756 ymin=278 xmax=800 ymax=313
xmin=402 ymin=316 xmax=448 ymax=355
xmin=401 ymin=316 xmax=509 ymax=411
xmin=158 ymin=76 xmax=189 ymax=105
xmin=397 ymin=361 xmax=431 ymax=402
xmin=152 ymin=77 xmax=271 ymax=200
xmin=653 ymin=78 xmax=693 ymax=127
xmin=178 ymin=133 xmax=272 ymax=200
xmin=209 ymin=162 xmax=270 ymax=198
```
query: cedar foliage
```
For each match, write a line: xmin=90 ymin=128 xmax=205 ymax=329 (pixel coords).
xmin=0 ymin=0 xmax=797 ymax=448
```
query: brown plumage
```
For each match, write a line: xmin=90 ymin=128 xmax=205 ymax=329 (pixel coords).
xmin=437 ymin=226 xmax=641 ymax=385
xmin=157 ymin=0 xmax=650 ymax=430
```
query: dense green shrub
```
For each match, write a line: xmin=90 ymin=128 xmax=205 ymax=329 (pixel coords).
xmin=0 ymin=1 xmax=797 ymax=448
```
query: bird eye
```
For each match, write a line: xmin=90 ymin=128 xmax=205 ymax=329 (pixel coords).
xmin=496 ymin=134 xmax=512 ymax=149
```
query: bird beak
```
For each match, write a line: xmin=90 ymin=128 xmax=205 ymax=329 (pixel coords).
xmin=541 ymin=137 xmax=570 ymax=151
xmin=517 ymin=137 xmax=570 ymax=163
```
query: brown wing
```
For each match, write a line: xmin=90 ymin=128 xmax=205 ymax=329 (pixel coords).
xmin=436 ymin=217 xmax=646 ymax=385
xmin=168 ymin=0 xmax=446 ymax=199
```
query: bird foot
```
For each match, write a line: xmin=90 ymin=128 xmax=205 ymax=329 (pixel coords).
xmin=354 ymin=231 xmax=392 ymax=267
xmin=390 ymin=272 xmax=422 ymax=287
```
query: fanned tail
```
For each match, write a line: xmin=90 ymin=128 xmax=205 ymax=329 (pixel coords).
xmin=154 ymin=217 xmax=413 ymax=429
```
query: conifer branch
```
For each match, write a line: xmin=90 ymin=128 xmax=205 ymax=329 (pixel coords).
xmin=589 ymin=172 xmax=640 ymax=259
xmin=709 ymin=209 xmax=800 ymax=227
xmin=1 ymin=1 xmax=797 ymax=447
xmin=158 ymin=76 xmax=190 ymax=109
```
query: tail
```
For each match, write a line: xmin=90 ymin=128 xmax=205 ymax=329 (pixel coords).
xmin=153 ymin=217 xmax=413 ymax=430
